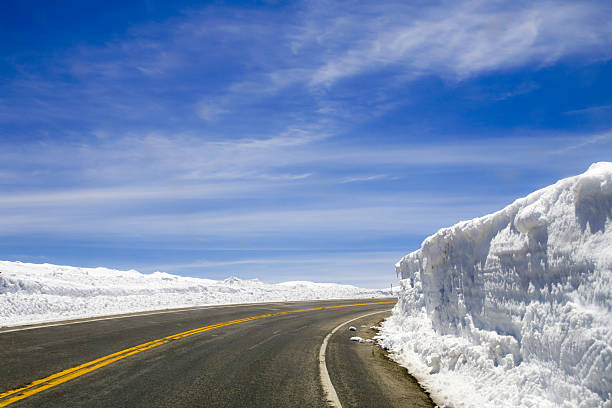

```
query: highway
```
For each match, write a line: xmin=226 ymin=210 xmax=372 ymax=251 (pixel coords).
xmin=0 ymin=299 xmax=434 ymax=407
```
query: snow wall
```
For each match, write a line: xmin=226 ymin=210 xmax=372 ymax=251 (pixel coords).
xmin=380 ymin=162 xmax=612 ymax=408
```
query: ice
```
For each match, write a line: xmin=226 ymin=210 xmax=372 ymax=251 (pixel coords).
xmin=380 ymin=162 xmax=612 ymax=408
xmin=0 ymin=262 xmax=391 ymax=327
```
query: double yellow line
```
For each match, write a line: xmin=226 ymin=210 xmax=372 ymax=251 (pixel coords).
xmin=0 ymin=301 xmax=394 ymax=407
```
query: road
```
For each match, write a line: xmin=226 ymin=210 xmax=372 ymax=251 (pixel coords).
xmin=0 ymin=298 xmax=434 ymax=407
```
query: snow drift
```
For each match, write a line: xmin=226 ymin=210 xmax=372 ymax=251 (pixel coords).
xmin=0 ymin=261 xmax=390 ymax=327
xmin=380 ymin=162 xmax=612 ymax=407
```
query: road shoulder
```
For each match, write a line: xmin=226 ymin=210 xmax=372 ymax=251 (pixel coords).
xmin=326 ymin=313 xmax=435 ymax=408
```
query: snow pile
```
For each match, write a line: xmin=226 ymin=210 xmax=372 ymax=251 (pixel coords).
xmin=0 ymin=261 xmax=390 ymax=327
xmin=380 ymin=162 xmax=612 ymax=408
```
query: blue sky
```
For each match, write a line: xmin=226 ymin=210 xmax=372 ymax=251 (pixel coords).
xmin=1 ymin=0 xmax=611 ymax=288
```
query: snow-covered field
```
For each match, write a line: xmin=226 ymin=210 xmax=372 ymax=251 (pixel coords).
xmin=0 ymin=261 xmax=391 ymax=327
xmin=380 ymin=162 xmax=612 ymax=408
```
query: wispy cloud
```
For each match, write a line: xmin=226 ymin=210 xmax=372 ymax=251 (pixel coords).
xmin=2 ymin=129 xmax=610 ymax=202
xmin=565 ymin=104 xmax=612 ymax=115
xmin=0 ymin=129 xmax=328 ymax=189
xmin=302 ymin=1 xmax=612 ymax=85
xmin=195 ymin=100 xmax=228 ymax=121
xmin=4 ymin=1 xmax=610 ymax=135
xmin=550 ymin=131 xmax=612 ymax=154
xmin=155 ymin=252 xmax=401 ymax=270
xmin=0 ymin=193 xmax=548 ymax=240
xmin=148 ymin=251 xmax=406 ymax=287
xmin=0 ymin=183 xmax=256 ymax=206
xmin=340 ymin=175 xmax=392 ymax=184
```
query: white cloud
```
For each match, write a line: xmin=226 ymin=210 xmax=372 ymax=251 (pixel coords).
xmin=153 ymin=251 xmax=406 ymax=285
xmin=565 ymin=104 xmax=612 ymax=115
xmin=550 ymin=131 xmax=612 ymax=154
xmin=0 ymin=200 xmax=506 ymax=241
xmin=196 ymin=100 xmax=227 ymax=120
xmin=5 ymin=1 xmax=610 ymax=134
xmin=340 ymin=174 xmax=391 ymax=184
xmin=0 ymin=129 xmax=328 ymax=187
xmin=0 ymin=183 xmax=256 ymax=207
xmin=2 ymin=129 xmax=611 ymax=207
xmin=145 ymin=251 xmax=406 ymax=287
xmin=303 ymin=1 xmax=612 ymax=85
xmin=155 ymin=252 xmax=401 ymax=270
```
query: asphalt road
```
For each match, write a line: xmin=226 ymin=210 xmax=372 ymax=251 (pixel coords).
xmin=0 ymin=298 xmax=433 ymax=407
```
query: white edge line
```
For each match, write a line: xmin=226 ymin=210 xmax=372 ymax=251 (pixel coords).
xmin=318 ymin=309 xmax=392 ymax=408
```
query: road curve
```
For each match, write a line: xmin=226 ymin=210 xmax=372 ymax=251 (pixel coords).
xmin=0 ymin=298 xmax=429 ymax=407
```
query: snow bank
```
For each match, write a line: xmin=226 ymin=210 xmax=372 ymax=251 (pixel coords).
xmin=380 ymin=162 xmax=612 ymax=408
xmin=0 ymin=261 xmax=390 ymax=327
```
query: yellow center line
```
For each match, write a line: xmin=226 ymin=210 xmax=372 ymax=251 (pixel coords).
xmin=0 ymin=301 xmax=394 ymax=407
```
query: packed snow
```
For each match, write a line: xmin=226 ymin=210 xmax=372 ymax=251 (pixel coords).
xmin=379 ymin=162 xmax=612 ymax=408
xmin=0 ymin=261 xmax=391 ymax=327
